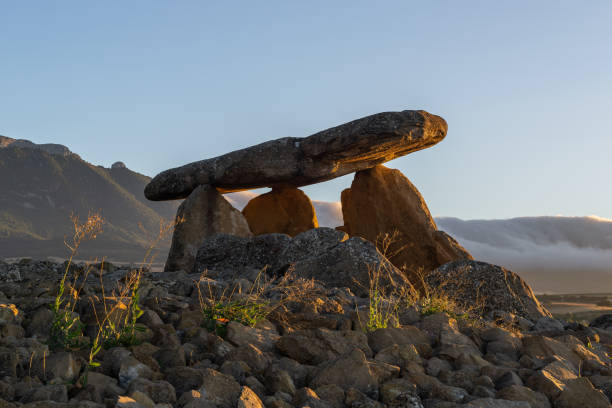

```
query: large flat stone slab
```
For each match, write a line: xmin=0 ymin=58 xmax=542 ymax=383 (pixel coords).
xmin=145 ymin=110 xmax=447 ymax=200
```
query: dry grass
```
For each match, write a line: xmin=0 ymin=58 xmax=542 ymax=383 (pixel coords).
xmin=196 ymin=266 xmax=320 ymax=336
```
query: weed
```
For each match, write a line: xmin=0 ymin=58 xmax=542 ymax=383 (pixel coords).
xmin=49 ymin=212 xmax=103 ymax=351
xmin=358 ymin=232 xmax=418 ymax=332
xmin=197 ymin=266 xmax=319 ymax=336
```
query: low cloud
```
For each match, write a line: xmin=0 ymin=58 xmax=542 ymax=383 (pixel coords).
xmin=437 ymin=216 xmax=612 ymax=293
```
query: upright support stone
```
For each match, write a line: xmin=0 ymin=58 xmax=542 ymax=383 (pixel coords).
xmin=242 ymin=187 xmax=318 ymax=236
xmin=340 ymin=165 xmax=472 ymax=285
xmin=165 ymin=185 xmax=252 ymax=272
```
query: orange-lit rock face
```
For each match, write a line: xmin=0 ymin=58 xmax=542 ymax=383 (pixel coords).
xmin=145 ymin=110 xmax=447 ymax=201
xmin=242 ymin=187 xmax=318 ymax=237
xmin=340 ymin=165 xmax=472 ymax=286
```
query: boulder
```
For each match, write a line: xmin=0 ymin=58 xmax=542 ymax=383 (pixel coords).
xmin=242 ymin=187 xmax=318 ymax=236
xmin=496 ymin=385 xmax=551 ymax=408
xmin=340 ymin=165 xmax=471 ymax=285
xmin=194 ymin=233 xmax=291 ymax=275
xmin=165 ymin=185 xmax=252 ymax=272
xmin=310 ymin=349 xmax=380 ymax=395
xmin=425 ymin=260 xmax=551 ymax=321
xmin=590 ymin=314 xmax=612 ymax=331
xmin=553 ymin=377 xmax=611 ymax=408
xmin=193 ymin=228 xmax=412 ymax=297
xmin=145 ymin=110 xmax=447 ymax=200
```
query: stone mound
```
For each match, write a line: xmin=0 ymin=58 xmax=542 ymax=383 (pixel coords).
xmin=425 ymin=260 xmax=551 ymax=321
xmin=2 ymin=258 xmax=612 ymax=408
xmin=193 ymin=227 xmax=413 ymax=297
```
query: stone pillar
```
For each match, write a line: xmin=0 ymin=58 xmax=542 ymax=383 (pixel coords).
xmin=242 ymin=187 xmax=318 ymax=237
xmin=165 ymin=185 xmax=252 ymax=272
xmin=340 ymin=165 xmax=472 ymax=285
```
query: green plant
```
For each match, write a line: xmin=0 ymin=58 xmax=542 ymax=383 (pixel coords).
xmin=201 ymin=299 xmax=268 ymax=336
xmin=197 ymin=266 xmax=318 ymax=337
xmin=49 ymin=212 xmax=103 ymax=351
xmin=359 ymin=232 xmax=418 ymax=332
xmin=88 ymin=219 xmax=176 ymax=353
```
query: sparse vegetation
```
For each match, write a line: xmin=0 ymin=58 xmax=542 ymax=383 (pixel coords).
xmin=197 ymin=267 xmax=319 ymax=336
xmin=49 ymin=212 xmax=103 ymax=351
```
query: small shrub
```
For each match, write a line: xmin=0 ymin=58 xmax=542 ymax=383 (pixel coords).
xmin=359 ymin=232 xmax=418 ymax=332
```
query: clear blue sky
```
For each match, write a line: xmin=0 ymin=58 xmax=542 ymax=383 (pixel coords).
xmin=1 ymin=1 xmax=611 ymax=219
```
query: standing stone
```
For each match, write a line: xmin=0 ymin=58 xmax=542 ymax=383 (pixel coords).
xmin=340 ymin=165 xmax=471 ymax=285
xmin=165 ymin=185 xmax=252 ymax=272
xmin=242 ymin=187 xmax=318 ymax=236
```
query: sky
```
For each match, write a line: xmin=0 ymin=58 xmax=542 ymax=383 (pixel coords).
xmin=1 ymin=1 xmax=611 ymax=220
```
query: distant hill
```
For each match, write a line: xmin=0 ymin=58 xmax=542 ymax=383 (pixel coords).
xmin=0 ymin=136 xmax=180 ymax=262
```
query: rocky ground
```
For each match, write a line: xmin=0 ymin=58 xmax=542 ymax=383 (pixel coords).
xmin=1 ymin=257 xmax=612 ymax=408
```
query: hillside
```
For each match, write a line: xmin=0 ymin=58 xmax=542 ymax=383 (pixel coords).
xmin=0 ymin=136 xmax=179 ymax=261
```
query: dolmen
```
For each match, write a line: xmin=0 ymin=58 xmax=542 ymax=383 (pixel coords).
xmin=145 ymin=110 xmax=472 ymax=285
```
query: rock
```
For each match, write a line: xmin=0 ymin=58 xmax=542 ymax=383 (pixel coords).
xmin=194 ymin=233 xmax=291 ymax=274
xmin=340 ymin=165 xmax=471 ymax=282
xmin=496 ymin=385 xmax=551 ymax=408
xmin=374 ymin=344 xmax=421 ymax=369
xmin=532 ymin=317 xmax=565 ymax=333
xmin=228 ymin=344 xmax=271 ymax=373
xmin=265 ymin=368 xmax=296 ymax=396
xmin=344 ymin=388 xmax=384 ymax=408
xmin=379 ymin=378 xmax=419 ymax=404
xmin=590 ymin=314 xmax=612 ymax=331
xmin=463 ymin=398 xmax=530 ymax=408
xmin=276 ymin=328 xmax=371 ymax=365
xmin=310 ymin=349 xmax=379 ymax=394
xmin=165 ymin=185 xmax=252 ymax=272
xmin=367 ymin=327 xmax=431 ymax=357
xmin=426 ymin=357 xmax=452 ymax=377
xmin=242 ymin=187 xmax=318 ymax=236
xmin=154 ymin=346 xmax=186 ymax=369
xmin=293 ymin=387 xmax=334 ymax=408
xmin=522 ymin=336 xmax=581 ymax=369
xmin=127 ymin=378 xmax=176 ymax=404
xmin=525 ymin=363 xmax=576 ymax=400
xmin=425 ymin=260 xmax=551 ymax=321
xmin=30 ymin=352 xmax=80 ymax=383
xmin=0 ymin=349 xmax=17 ymax=377
xmin=553 ymin=377 xmax=611 ymax=408
xmin=118 ymin=356 xmax=155 ymax=388
xmin=194 ymin=228 xmax=411 ymax=297
xmin=237 ymin=386 xmax=264 ymax=408
xmin=163 ymin=366 xmax=204 ymax=395
xmin=225 ymin=321 xmax=280 ymax=352
xmin=197 ymin=368 xmax=242 ymax=408
xmin=314 ymin=384 xmax=345 ymax=408
xmin=220 ymin=360 xmax=251 ymax=383
xmin=288 ymin=235 xmax=411 ymax=297
xmin=145 ymin=110 xmax=448 ymax=200
xmin=21 ymin=384 xmax=68 ymax=403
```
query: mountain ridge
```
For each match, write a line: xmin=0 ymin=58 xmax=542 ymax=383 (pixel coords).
xmin=0 ymin=137 xmax=179 ymax=261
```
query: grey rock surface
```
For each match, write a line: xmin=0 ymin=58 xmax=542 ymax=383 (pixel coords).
xmin=145 ymin=110 xmax=447 ymax=200
xmin=165 ymin=185 xmax=252 ymax=272
xmin=193 ymin=227 xmax=412 ymax=297
xmin=425 ymin=260 xmax=551 ymax=321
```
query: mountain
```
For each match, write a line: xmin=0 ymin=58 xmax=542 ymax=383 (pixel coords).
xmin=0 ymin=136 xmax=180 ymax=262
